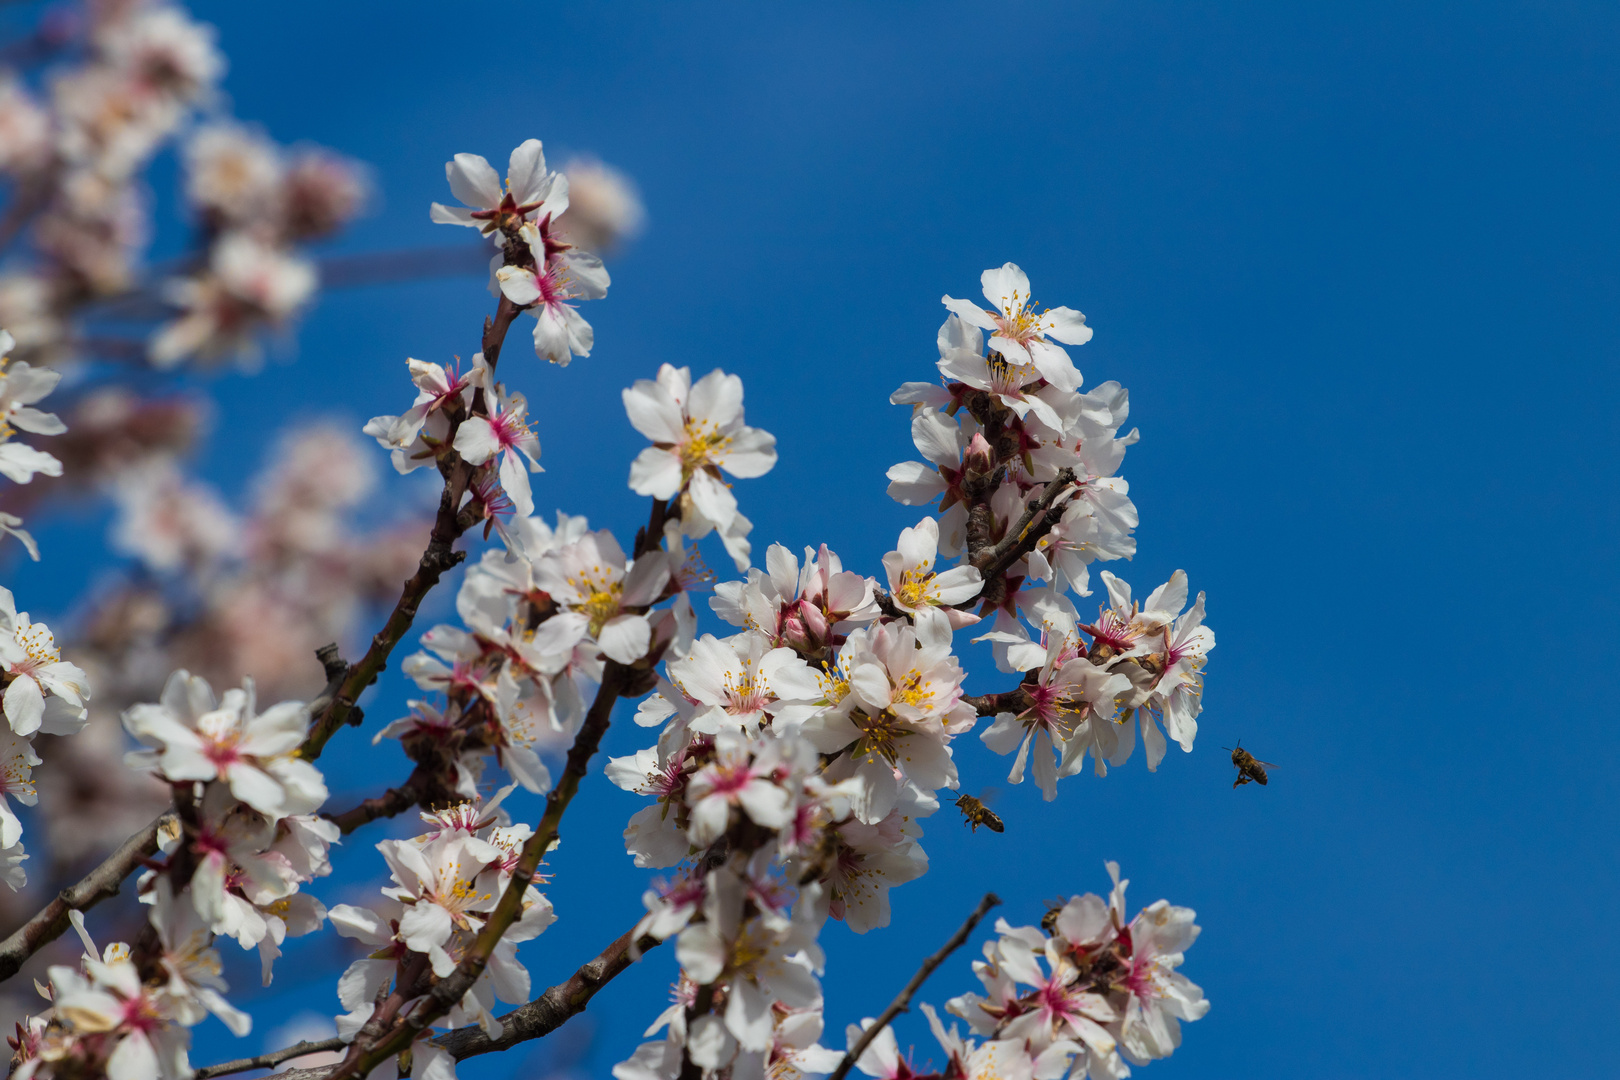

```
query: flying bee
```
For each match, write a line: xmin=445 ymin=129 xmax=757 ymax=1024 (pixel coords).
xmin=955 ymin=793 xmax=1004 ymax=833
xmin=1223 ymin=740 xmax=1277 ymax=788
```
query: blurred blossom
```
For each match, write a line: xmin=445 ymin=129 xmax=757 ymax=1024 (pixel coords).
xmin=183 ymin=122 xmax=283 ymax=226
xmin=109 ymin=460 xmax=241 ymax=573
xmin=560 ymin=156 xmax=646 ymax=253
xmin=148 ymin=232 xmax=316 ymax=368
xmin=0 ymin=77 xmax=52 ymax=176
xmin=280 ymin=147 xmax=368 ymax=240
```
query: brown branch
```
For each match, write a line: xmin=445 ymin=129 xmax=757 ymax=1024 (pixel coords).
xmin=0 ymin=811 xmax=174 ymax=981
xmin=324 ymin=765 xmax=430 ymax=835
xmin=317 ymin=245 xmax=492 ymax=289
xmin=193 ymin=1037 xmax=346 ymax=1079
xmin=961 ymin=689 xmax=1029 ymax=717
xmin=433 ymin=925 xmax=661 ymax=1061
xmin=324 ymin=664 xmax=631 ymax=1079
xmin=300 ymin=297 xmax=522 ymax=761
xmin=827 ymin=892 xmax=1002 ymax=1080
xmin=971 ymin=469 xmax=1076 ymax=587
xmin=267 ymin=925 xmax=661 ymax=1080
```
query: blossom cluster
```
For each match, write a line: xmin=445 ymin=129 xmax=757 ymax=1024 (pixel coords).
xmin=0 ymin=107 xmax=1222 ymax=1080
xmin=327 ymin=787 xmax=555 ymax=1075
xmin=592 ymin=264 xmax=1214 ymax=1080
xmin=840 ymin=864 xmax=1206 ymax=1080
xmin=10 ymin=667 xmax=338 ymax=1077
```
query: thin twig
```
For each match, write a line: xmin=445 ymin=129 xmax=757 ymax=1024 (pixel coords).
xmin=323 ymin=665 xmax=631 ymax=1079
xmin=0 ymin=812 xmax=174 ymax=981
xmin=827 ymin=892 xmax=1002 ymax=1080
xmin=299 ymin=298 xmax=522 ymax=760
xmin=323 ymin=766 xmax=430 ymax=835
xmin=193 ymin=1037 xmax=346 ymax=1079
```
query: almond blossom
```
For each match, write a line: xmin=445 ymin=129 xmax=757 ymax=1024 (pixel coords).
xmin=453 ymin=383 xmax=542 ymax=517
xmin=942 ymin=263 xmax=1091 ymax=393
xmin=624 ymin=365 xmax=778 ymax=536
xmin=122 ymin=669 xmax=326 ymax=818
xmin=882 ymin=517 xmax=982 ymax=628
xmin=532 ymin=529 xmax=669 ymax=665
xmin=0 ymin=587 xmax=89 ymax=737
xmin=429 ymin=138 xmax=566 ymax=240
xmin=496 ymin=222 xmax=609 ymax=364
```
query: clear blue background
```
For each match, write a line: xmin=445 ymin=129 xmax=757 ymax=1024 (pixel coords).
xmin=12 ymin=1 xmax=1620 ymax=1077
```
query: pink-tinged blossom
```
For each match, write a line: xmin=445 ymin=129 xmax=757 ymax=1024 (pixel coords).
xmin=624 ymin=364 xmax=777 ymax=530
xmin=452 ymin=384 xmax=542 ymax=517
xmin=496 ymin=223 xmax=609 ymax=365
xmin=934 ymin=313 xmax=1066 ymax=433
xmin=979 ymin=634 xmax=1131 ymax=800
xmin=667 ymin=630 xmax=822 ymax=736
xmin=363 ymin=353 xmax=485 ymax=467
xmin=429 ymin=138 xmax=567 ymax=240
xmin=122 ymin=669 xmax=326 ymax=819
xmin=532 ymin=530 xmax=670 ymax=665
xmin=683 ymin=731 xmax=795 ymax=846
xmin=942 ymin=263 xmax=1091 ymax=393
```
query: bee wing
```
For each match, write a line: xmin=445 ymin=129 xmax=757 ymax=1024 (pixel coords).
xmin=979 ymin=786 xmax=1002 ymax=807
xmin=1253 ymin=760 xmax=1280 ymax=769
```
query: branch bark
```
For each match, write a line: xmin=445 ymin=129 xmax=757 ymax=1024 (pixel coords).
xmin=193 ymin=1037 xmax=346 ymax=1079
xmin=971 ymin=468 xmax=1076 ymax=586
xmin=827 ymin=892 xmax=1002 ymax=1080
xmin=324 ymin=765 xmax=431 ymax=835
xmin=0 ymin=811 xmax=174 ymax=982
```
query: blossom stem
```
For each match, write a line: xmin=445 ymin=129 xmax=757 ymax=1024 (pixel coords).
xmin=827 ymin=892 xmax=1002 ymax=1080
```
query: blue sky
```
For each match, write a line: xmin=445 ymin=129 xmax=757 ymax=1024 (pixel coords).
xmin=11 ymin=1 xmax=1620 ymax=1077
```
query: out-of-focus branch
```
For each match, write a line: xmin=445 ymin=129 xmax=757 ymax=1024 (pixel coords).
xmin=324 ymin=663 xmax=631 ymax=1079
xmin=827 ymin=892 xmax=1002 ymax=1080
xmin=0 ymin=811 xmax=174 ymax=981
xmin=317 ymin=245 xmax=492 ymax=289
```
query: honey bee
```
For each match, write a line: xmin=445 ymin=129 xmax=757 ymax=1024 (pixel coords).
xmin=955 ymin=793 xmax=1004 ymax=833
xmin=1224 ymin=740 xmax=1277 ymax=788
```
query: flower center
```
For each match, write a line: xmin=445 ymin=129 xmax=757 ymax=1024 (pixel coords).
xmin=15 ymin=623 xmax=58 ymax=666
xmin=679 ymin=418 xmax=730 ymax=477
xmin=894 ymin=568 xmax=932 ymax=610
xmin=994 ymin=290 xmax=1050 ymax=347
